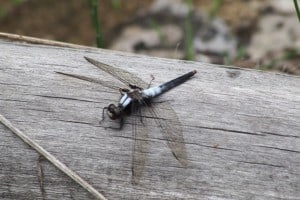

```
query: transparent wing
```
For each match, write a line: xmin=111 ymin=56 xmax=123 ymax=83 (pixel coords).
xmin=84 ymin=57 xmax=149 ymax=89
xmin=55 ymin=71 xmax=121 ymax=90
xmin=147 ymin=101 xmax=188 ymax=167
xmin=131 ymin=102 xmax=149 ymax=185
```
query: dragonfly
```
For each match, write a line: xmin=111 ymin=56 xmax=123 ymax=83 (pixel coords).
xmin=57 ymin=57 xmax=197 ymax=184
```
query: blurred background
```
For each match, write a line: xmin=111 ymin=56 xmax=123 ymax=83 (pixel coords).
xmin=0 ymin=0 xmax=299 ymax=75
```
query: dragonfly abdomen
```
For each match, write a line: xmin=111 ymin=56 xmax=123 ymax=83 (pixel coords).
xmin=143 ymin=70 xmax=197 ymax=98
xmin=159 ymin=70 xmax=197 ymax=93
xmin=142 ymin=86 xmax=162 ymax=98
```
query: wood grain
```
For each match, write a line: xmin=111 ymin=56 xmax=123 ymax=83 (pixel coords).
xmin=0 ymin=39 xmax=299 ymax=200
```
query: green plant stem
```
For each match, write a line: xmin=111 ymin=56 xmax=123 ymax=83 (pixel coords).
xmin=110 ymin=0 xmax=121 ymax=10
xmin=184 ymin=0 xmax=194 ymax=60
xmin=293 ymin=0 xmax=300 ymax=22
xmin=149 ymin=20 xmax=166 ymax=45
xmin=209 ymin=0 xmax=222 ymax=20
xmin=88 ymin=0 xmax=104 ymax=48
xmin=12 ymin=0 xmax=23 ymax=4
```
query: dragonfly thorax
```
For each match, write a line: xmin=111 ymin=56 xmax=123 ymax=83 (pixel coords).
xmin=107 ymin=88 xmax=147 ymax=121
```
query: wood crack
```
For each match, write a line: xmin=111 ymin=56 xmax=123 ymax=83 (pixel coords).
xmin=234 ymin=160 xmax=285 ymax=168
xmin=262 ymin=131 xmax=300 ymax=138
xmin=32 ymin=94 xmax=99 ymax=103
xmin=192 ymin=125 xmax=266 ymax=136
xmin=56 ymin=119 xmax=95 ymax=126
xmin=0 ymin=98 xmax=29 ymax=103
xmin=254 ymin=145 xmax=300 ymax=153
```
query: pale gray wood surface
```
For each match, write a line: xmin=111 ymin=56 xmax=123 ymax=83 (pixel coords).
xmin=0 ymin=40 xmax=299 ymax=200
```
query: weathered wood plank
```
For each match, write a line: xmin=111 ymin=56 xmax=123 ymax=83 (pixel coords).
xmin=0 ymin=39 xmax=299 ymax=200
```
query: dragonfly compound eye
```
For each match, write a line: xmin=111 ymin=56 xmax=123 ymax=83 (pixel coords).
xmin=107 ymin=104 xmax=121 ymax=120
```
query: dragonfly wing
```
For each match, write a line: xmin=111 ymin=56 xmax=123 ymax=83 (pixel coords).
xmin=56 ymin=71 xmax=121 ymax=90
xmin=131 ymin=102 xmax=149 ymax=184
xmin=84 ymin=57 xmax=149 ymax=89
xmin=148 ymin=101 xmax=188 ymax=167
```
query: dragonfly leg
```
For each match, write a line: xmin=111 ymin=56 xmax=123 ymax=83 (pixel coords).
xmin=131 ymin=100 xmax=145 ymax=125
xmin=119 ymin=88 xmax=129 ymax=95
xmin=152 ymin=99 xmax=174 ymax=104
xmin=102 ymin=116 xmax=124 ymax=130
xmin=119 ymin=117 xmax=124 ymax=129
xmin=138 ymin=108 xmax=145 ymax=125
xmin=147 ymin=74 xmax=155 ymax=89
xmin=99 ymin=107 xmax=108 ymax=124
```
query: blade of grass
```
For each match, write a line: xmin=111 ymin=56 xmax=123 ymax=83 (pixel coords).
xmin=149 ymin=20 xmax=166 ymax=46
xmin=11 ymin=0 xmax=24 ymax=5
xmin=110 ymin=0 xmax=121 ymax=11
xmin=294 ymin=0 xmax=300 ymax=22
xmin=88 ymin=0 xmax=104 ymax=48
xmin=209 ymin=0 xmax=223 ymax=20
xmin=0 ymin=7 xmax=5 ymax=18
xmin=0 ymin=113 xmax=107 ymax=200
xmin=184 ymin=0 xmax=194 ymax=60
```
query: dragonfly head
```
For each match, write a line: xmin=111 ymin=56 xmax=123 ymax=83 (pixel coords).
xmin=106 ymin=104 xmax=122 ymax=120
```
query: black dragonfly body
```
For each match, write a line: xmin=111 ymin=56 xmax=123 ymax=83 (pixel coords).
xmin=57 ymin=57 xmax=197 ymax=184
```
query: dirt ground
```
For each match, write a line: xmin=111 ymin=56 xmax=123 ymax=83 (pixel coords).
xmin=0 ymin=0 xmax=299 ymax=75
xmin=0 ymin=0 xmax=153 ymax=45
xmin=0 ymin=0 xmax=260 ymax=45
